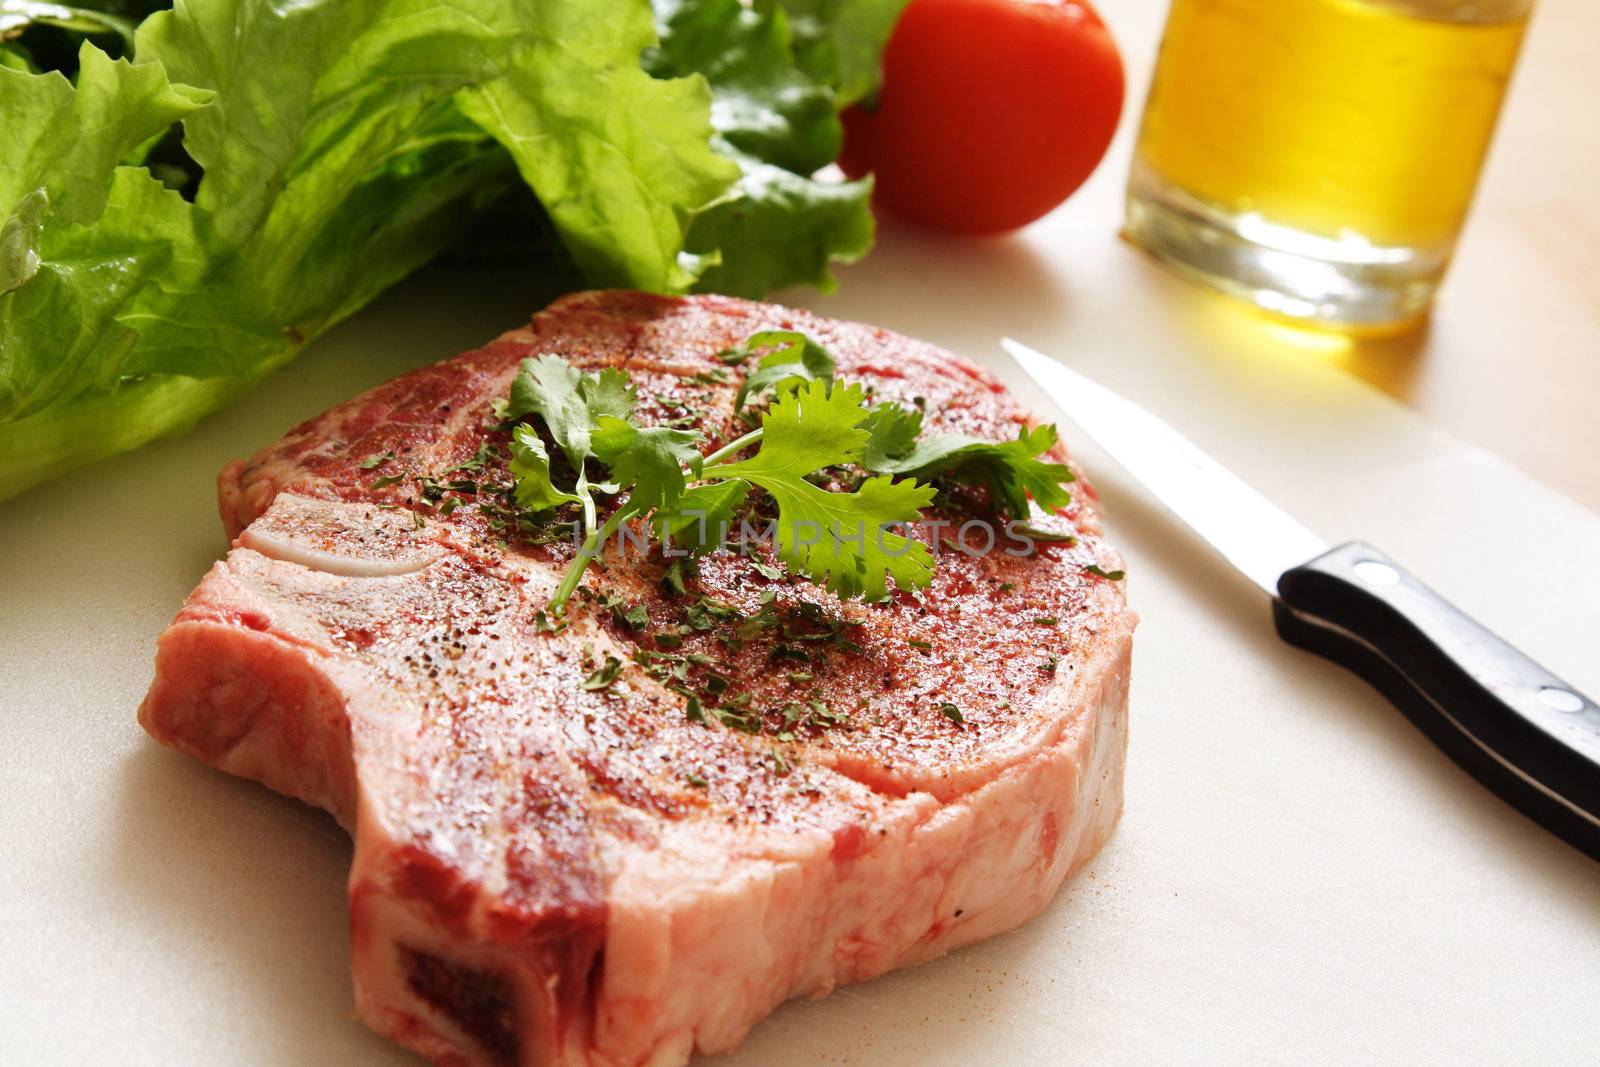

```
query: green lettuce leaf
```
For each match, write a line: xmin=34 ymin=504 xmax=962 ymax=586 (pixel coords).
xmin=454 ymin=0 xmax=737 ymax=292
xmin=129 ymin=0 xmax=566 ymax=377
xmin=649 ymin=0 xmax=879 ymax=296
xmin=0 ymin=45 xmax=211 ymax=424
xmin=0 ymin=44 xmax=33 ymax=72
xmin=650 ymin=0 xmax=837 ymax=172
xmin=0 ymin=0 xmax=907 ymax=503
xmin=0 ymin=1 xmax=140 ymax=74
xmin=685 ymin=146 xmax=873 ymax=298
xmin=781 ymin=0 xmax=909 ymax=107
xmin=0 ymin=0 xmax=740 ymax=501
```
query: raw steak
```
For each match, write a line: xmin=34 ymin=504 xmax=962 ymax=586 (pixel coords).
xmin=139 ymin=291 xmax=1136 ymax=1067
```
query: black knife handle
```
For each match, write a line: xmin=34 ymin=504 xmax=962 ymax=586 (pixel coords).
xmin=1273 ymin=541 xmax=1600 ymax=861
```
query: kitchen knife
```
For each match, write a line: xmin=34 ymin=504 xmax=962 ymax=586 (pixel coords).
xmin=1002 ymin=338 xmax=1600 ymax=861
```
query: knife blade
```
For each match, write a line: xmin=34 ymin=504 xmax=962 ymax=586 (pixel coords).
xmin=1002 ymin=338 xmax=1600 ymax=861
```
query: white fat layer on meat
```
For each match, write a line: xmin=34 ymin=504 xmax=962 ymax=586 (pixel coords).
xmin=240 ymin=493 xmax=444 ymax=577
xmin=240 ymin=524 xmax=440 ymax=577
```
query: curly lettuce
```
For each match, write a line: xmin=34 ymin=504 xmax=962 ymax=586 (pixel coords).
xmin=0 ymin=0 xmax=906 ymax=501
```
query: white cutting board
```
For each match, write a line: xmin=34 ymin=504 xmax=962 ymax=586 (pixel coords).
xmin=5 ymin=112 xmax=1600 ymax=1067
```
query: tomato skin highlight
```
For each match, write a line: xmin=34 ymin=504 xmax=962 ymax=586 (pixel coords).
xmin=841 ymin=0 xmax=1125 ymax=235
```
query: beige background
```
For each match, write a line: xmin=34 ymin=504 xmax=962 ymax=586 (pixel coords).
xmin=3 ymin=2 xmax=1598 ymax=1065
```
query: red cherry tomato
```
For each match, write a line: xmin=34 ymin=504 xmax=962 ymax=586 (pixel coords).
xmin=840 ymin=0 xmax=1125 ymax=234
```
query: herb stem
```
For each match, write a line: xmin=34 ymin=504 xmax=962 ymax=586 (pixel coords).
xmin=548 ymin=465 xmax=603 ymax=615
xmin=700 ymin=428 xmax=763 ymax=469
xmin=549 ymin=500 xmax=642 ymax=614
xmin=548 ymin=428 xmax=762 ymax=615
xmin=575 ymin=467 xmax=598 ymax=536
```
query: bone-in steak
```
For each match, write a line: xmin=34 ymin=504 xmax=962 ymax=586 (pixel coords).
xmin=139 ymin=291 xmax=1136 ymax=1067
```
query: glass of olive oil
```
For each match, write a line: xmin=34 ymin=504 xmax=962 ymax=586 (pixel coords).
xmin=1125 ymin=0 xmax=1532 ymax=330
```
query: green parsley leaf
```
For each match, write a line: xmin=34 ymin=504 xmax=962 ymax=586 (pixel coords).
xmin=654 ymin=478 xmax=751 ymax=553
xmin=508 ymin=425 xmax=581 ymax=513
xmin=444 ymin=442 xmax=498 ymax=474
xmin=1084 ymin=564 xmax=1126 ymax=581
xmin=750 ymin=557 xmax=787 ymax=581
xmin=1010 ymin=522 xmax=1077 ymax=546
xmin=359 ymin=450 xmax=395 ymax=470
xmin=938 ymin=701 xmax=964 ymax=725
xmin=662 ymin=558 xmax=694 ymax=598
xmin=590 ymin=414 xmax=701 ymax=511
xmin=731 ymin=330 xmax=837 ymax=409
xmin=508 ymin=355 xmax=635 ymax=469
xmin=508 ymin=357 xmax=649 ymax=613
xmin=715 ymin=378 xmax=935 ymax=600
xmin=859 ymin=401 xmax=923 ymax=470
xmin=686 ymin=594 xmax=741 ymax=631
xmin=582 ymin=654 xmax=625 ymax=691
xmin=864 ymin=423 xmax=1076 ymax=520
xmin=732 ymin=374 xmax=870 ymax=471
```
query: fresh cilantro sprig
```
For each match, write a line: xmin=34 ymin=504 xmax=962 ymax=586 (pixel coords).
xmin=501 ymin=331 xmax=1082 ymax=615
xmin=508 ymin=426 xmax=580 ymax=512
xmin=707 ymin=380 xmax=935 ymax=601
xmin=729 ymin=332 xmax=1077 ymax=521
xmin=505 ymin=352 xmax=935 ymax=613
xmin=730 ymin=330 xmax=838 ymax=410
xmin=503 ymin=355 xmax=634 ymax=562
xmin=857 ymin=401 xmax=1076 ymax=519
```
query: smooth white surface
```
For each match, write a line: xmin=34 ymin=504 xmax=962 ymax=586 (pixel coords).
xmin=6 ymin=7 xmax=1600 ymax=1060
xmin=4 ymin=243 xmax=1599 ymax=1067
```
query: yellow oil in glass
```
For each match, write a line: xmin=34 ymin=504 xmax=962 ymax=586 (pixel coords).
xmin=1126 ymin=0 xmax=1531 ymax=327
